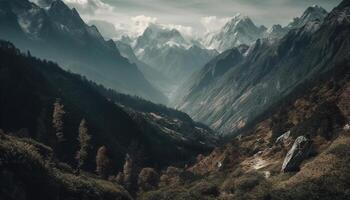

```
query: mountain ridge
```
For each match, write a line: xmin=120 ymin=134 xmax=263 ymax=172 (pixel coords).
xmin=202 ymin=14 xmax=267 ymax=52
xmin=0 ymin=0 xmax=167 ymax=104
xmin=174 ymin=2 xmax=350 ymax=135
xmin=0 ymin=40 xmax=217 ymax=171
xmin=129 ymin=24 xmax=218 ymax=99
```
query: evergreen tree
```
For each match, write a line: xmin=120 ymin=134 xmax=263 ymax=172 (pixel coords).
xmin=76 ymin=119 xmax=91 ymax=173
xmin=96 ymin=146 xmax=111 ymax=179
xmin=121 ymin=140 xmax=145 ymax=191
xmin=52 ymin=98 xmax=65 ymax=142
xmin=122 ymin=153 xmax=134 ymax=190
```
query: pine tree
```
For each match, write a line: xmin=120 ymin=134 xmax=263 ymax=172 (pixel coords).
xmin=76 ymin=119 xmax=91 ymax=173
xmin=122 ymin=153 xmax=134 ymax=190
xmin=96 ymin=146 xmax=111 ymax=179
xmin=121 ymin=141 xmax=145 ymax=192
xmin=52 ymin=98 xmax=65 ymax=142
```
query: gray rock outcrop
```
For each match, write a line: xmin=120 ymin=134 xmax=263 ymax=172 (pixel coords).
xmin=281 ymin=136 xmax=312 ymax=172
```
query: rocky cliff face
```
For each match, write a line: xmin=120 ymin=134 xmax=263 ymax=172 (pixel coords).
xmin=265 ymin=5 xmax=329 ymax=42
xmin=287 ymin=5 xmax=328 ymax=30
xmin=0 ymin=0 xmax=167 ymax=104
xmin=174 ymin=2 xmax=350 ymax=135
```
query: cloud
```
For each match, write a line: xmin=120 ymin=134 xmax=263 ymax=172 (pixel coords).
xmin=130 ymin=15 xmax=158 ymax=36
xmin=128 ymin=16 xmax=196 ymax=38
xmin=63 ymin=0 xmax=113 ymax=14
xmin=200 ymin=16 xmax=231 ymax=33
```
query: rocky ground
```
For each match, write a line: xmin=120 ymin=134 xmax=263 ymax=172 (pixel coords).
xmin=135 ymin=61 xmax=350 ymax=200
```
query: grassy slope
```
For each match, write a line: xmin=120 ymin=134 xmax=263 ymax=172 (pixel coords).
xmin=0 ymin=131 xmax=132 ymax=200
xmin=138 ymin=60 xmax=350 ymax=200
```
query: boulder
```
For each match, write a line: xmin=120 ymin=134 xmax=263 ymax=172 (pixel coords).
xmin=281 ymin=136 xmax=312 ymax=172
xmin=275 ymin=130 xmax=291 ymax=144
xmin=344 ymin=123 xmax=350 ymax=131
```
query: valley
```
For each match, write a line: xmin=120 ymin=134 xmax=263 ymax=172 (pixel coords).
xmin=0 ymin=0 xmax=349 ymax=199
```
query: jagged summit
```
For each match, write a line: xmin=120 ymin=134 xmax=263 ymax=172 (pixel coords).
xmin=47 ymin=0 xmax=86 ymax=29
xmin=265 ymin=5 xmax=328 ymax=42
xmin=203 ymin=14 xmax=266 ymax=52
xmin=224 ymin=14 xmax=265 ymax=30
xmin=130 ymin=23 xmax=218 ymax=96
xmin=0 ymin=0 xmax=168 ymax=104
xmin=203 ymin=5 xmax=328 ymax=50
xmin=135 ymin=23 xmax=190 ymax=50
xmin=326 ymin=0 xmax=350 ymax=25
xmin=175 ymin=0 xmax=350 ymax=135
xmin=287 ymin=5 xmax=328 ymax=29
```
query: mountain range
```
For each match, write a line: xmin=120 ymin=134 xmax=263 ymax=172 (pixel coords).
xmin=118 ymin=24 xmax=218 ymax=99
xmin=266 ymin=5 xmax=328 ymax=42
xmin=201 ymin=5 xmax=329 ymax=52
xmin=202 ymin=14 xmax=267 ymax=52
xmin=115 ymin=40 xmax=177 ymax=98
xmin=0 ymin=0 xmax=167 ymax=104
xmin=0 ymin=39 xmax=217 ymax=170
xmin=0 ymin=0 xmax=350 ymax=199
xmin=137 ymin=2 xmax=350 ymax=198
xmin=142 ymin=41 xmax=350 ymax=199
xmin=174 ymin=4 xmax=350 ymax=135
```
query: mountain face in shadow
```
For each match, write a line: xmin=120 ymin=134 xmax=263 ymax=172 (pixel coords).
xmin=0 ymin=40 xmax=217 ymax=172
xmin=0 ymin=0 xmax=167 ymax=104
xmin=174 ymin=3 xmax=350 ymax=135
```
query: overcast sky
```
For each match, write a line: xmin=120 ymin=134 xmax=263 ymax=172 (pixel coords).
xmin=62 ymin=0 xmax=342 ymax=38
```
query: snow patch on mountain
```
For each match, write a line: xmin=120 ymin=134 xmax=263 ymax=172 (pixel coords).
xmin=202 ymin=14 xmax=266 ymax=52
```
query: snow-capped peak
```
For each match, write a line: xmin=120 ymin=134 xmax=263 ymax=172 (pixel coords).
xmin=134 ymin=23 xmax=192 ymax=50
xmin=202 ymin=15 xmax=266 ymax=52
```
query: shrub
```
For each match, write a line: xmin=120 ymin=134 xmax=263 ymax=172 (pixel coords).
xmin=234 ymin=172 xmax=264 ymax=193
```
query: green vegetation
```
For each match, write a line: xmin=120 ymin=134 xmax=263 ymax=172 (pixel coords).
xmin=90 ymin=81 xmax=193 ymax=123
xmin=0 ymin=132 xmax=132 ymax=200
xmin=76 ymin=119 xmax=91 ymax=173
xmin=96 ymin=146 xmax=112 ymax=179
